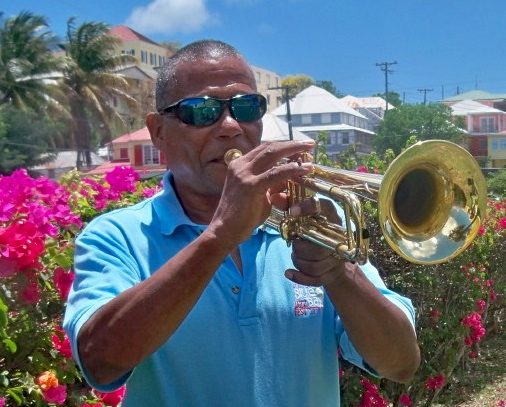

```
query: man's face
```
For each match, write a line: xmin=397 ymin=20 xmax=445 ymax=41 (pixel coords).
xmin=149 ymin=57 xmax=262 ymax=199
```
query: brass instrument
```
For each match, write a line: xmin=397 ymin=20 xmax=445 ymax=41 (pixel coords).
xmin=224 ymin=140 xmax=487 ymax=265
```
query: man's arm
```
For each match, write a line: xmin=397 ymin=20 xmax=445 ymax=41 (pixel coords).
xmin=284 ymin=198 xmax=420 ymax=383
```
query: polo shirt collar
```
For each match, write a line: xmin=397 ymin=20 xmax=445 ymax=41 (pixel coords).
xmin=152 ymin=171 xmax=278 ymax=238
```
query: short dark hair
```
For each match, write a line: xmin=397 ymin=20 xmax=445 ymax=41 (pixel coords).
xmin=155 ymin=39 xmax=250 ymax=110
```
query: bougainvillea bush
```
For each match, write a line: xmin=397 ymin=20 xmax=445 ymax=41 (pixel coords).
xmin=0 ymin=167 xmax=161 ymax=406
xmin=338 ymin=152 xmax=506 ymax=407
xmin=0 ymin=163 xmax=504 ymax=406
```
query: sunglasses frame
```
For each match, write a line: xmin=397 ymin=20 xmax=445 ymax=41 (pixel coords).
xmin=158 ymin=93 xmax=267 ymax=126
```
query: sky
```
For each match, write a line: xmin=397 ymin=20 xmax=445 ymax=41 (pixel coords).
xmin=3 ymin=0 xmax=506 ymax=104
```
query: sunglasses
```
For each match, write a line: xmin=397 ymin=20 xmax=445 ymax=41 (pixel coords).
xmin=158 ymin=93 xmax=267 ymax=126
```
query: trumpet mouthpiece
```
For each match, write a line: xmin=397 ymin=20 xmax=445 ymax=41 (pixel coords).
xmin=224 ymin=149 xmax=243 ymax=165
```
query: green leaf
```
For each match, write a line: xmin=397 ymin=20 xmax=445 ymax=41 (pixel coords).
xmin=0 ymin=298 xmax=8 ymax=331
xmin=52 ymin=253 xmax=73 ymax=269
xmin=6 ymin=387 xmax=24 ymax=405
xmin=3 ymin=338 xmax=17 ymax=353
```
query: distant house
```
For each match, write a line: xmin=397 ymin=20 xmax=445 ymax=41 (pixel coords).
xmin=340 ymin=95 xmax=393 ymax=133
xmin=272 ymin=85 xmax=375 ymax=160
xmin=32 ymin=151 xmax=106 ymax=179
xmin=443 ymin=90 xmax=506 ymax=167
xmin=85 ymin=127 xmax=166 ymax=176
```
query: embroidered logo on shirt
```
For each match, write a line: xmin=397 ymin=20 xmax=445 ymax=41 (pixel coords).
xmin=293 ymin=283 xmax=324 ymax=316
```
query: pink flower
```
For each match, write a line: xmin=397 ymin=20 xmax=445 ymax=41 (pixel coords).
xmin=425 ymin=373 xmax=445 ymax=391
xmin=53 ymin=267 xmax=74 ymax=300
xmin=500 ymin=218 xmax=506 ymax=229
xmin=358 ymin=379 xmax=389 ymax=407
xmin=0 ymin=396 xmax=5 ymax=407
xmin=399 ymin=393 xmax=412 ymax=406
xmin=475 ymin=300 xmax=486 ymax=314
xmin=94 ymin=386 xmax=126 ymax=407
xmin=52 ymin=326 xmax=73 ymax=359
xmin=105 ymin=166 xmax=139 ymax=193
xmin=357 ymin=165 xmax=369 ymax=173
xmin=42 ymin=384 xmax=67 ymax=405
xmin=462 ymin=312 xmax=486 ymax=344
xmin=478 ymin=225 xmax=486 ymax=235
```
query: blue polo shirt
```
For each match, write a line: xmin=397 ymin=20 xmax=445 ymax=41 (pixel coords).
xmin=64 ymin=171 xmax=415 ymax=407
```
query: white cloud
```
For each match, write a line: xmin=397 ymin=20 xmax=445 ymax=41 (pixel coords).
xmin=125 ymin=0 xmax=217 ymax=35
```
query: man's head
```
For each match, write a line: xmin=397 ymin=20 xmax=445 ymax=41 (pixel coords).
xmin=146 ymin=39 xmax=264 ymax=203
xmin=155 ymin=40 xmax=253 ymax=111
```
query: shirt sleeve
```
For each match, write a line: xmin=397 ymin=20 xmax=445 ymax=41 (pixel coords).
xmin=335 ymin=260 xmax=416 ymax=376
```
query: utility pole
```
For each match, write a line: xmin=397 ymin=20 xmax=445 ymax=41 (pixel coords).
xmin=375 ymin=61 xmax=397 ymax=113
xmin=418 ymin=88 xmax=434 ymax=105
xmin=269 ymin=86 xmax=293 ymax=141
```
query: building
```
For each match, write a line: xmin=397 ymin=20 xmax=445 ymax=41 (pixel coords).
xmin=443 ymin=90 xmax=506 ymax=167
xmin=249 ymin=65 xmax=283 ymax=112
xmin=340 ymin=95 xmax=393 ymax=133
xmin=109 ymin=25 xmax=172 ymax=79
xmin=272 ymin=85 xmax=375 ymax=161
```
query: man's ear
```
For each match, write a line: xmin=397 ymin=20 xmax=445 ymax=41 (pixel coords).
xmin=146 ymin=112 xmax=165 ymax=150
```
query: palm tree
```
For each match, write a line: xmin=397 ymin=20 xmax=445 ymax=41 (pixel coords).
xmin=61 ymin=18 xmax=137 ymax=169
xmin=0 ymin=11 xmax=65 ymax=109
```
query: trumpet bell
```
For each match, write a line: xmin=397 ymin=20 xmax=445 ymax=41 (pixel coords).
xmin=379 ymin=140 xmax=487 ymax=264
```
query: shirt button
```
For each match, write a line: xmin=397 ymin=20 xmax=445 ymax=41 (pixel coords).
xmin=231 ymin=286 xmax=240 ymax=294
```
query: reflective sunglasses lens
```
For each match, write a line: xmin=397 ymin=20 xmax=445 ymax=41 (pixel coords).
xmin=231 ymin=95 xmax=266 ymax=122
xmin=178 ymin=98 xmax=223 ymax=126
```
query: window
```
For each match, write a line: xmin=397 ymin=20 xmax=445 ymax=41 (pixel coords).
xmin=301 ymin=114 xmax=312 ymax=125
xmin=328 ymin=132 xmax=337 ymax=145
xmin=501 ymin=138 xmax=506 ymax=149
xmin=480 ymin=117 xmax=496 ymax=132
xmin=492 ymin=139 xmax=498 ymax=150
xmin=141 ymin=50 xmax=147 ymax=63
xmin=341 ymin=132 xmax=350 ymax=144
xmin=321 ymin=113 xmax=331 ymax=124
xmin=143 ymin=145 xmax=160 ymax=165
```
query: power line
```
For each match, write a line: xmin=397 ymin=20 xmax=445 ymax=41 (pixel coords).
xmin=417 ymin=88 xmax=434 ymax=105
xmin=375 ymin=61 xmax=397 ymax=112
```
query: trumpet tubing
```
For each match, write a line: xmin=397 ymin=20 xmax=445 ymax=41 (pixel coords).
xmin=224 ymin=140 xmax=487 ymax=265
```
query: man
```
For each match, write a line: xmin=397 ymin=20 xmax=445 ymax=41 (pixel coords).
xmin=64 ymin=40 xmax=420 ymax=406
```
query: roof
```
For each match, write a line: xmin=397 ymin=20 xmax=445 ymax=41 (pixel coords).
xmin=108 ymin=25 xmax=161 ymax=47
xmin=295 ymin=124 xmax=375 ymax=135
xmin=83 ymin=161 xmax=165 ymax=177
xmin=113 ymin=127 xmax=151 ymax=143
xmin=272 ymin=85 xmax=366 ymax=118
xmin=340 ymin=95 xmax=394 ymax=111
xmin=442 ymin=90 xmax=506 ymax=102
xmin=261 ymin=114 xmax=311 ymax=142
xmin=31 ymin=151 xmax=105 ymax=170
xmin=450 ymin=99 xmax=505 ymax=116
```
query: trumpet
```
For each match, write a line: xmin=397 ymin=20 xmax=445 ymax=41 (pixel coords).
xmin=224 ymin=140 xmax=487 ymax=265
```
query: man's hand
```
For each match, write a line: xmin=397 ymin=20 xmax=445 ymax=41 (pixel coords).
xmin=284 ymin=197 xmax=352 ymax=287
